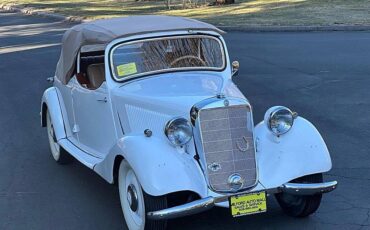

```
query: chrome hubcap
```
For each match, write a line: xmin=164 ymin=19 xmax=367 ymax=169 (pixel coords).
xmin=127 ymin=184 xmax=138 ymax=212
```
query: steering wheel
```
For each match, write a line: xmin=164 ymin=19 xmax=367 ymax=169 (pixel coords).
xmin=170 ymin=55 xmax=206 ymax=67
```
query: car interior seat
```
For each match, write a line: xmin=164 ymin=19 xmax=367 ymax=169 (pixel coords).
xmin=86 ymin=63 xmax=105 ymax=89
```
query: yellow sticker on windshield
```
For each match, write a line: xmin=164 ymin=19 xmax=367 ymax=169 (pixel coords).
xmin=117 ymin=63 xmax=137 ymax=77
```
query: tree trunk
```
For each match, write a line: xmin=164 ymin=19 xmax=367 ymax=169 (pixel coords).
xmin=165 ymin=0 xmax=171 ymax=9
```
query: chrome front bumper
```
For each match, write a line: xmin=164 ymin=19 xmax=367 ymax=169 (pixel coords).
xmin=147 ymin=181 xmax=338 ymax=220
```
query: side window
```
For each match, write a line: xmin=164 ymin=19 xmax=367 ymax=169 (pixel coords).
xmin=76 ymin=51 xmax=106 ymax=90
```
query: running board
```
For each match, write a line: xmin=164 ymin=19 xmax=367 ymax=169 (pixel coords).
xmin=58 ymin=139 xmax=102 ymax=169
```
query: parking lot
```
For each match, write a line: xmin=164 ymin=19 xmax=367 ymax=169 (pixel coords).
xmin=1 ymin=11 xmax=370 ymax=229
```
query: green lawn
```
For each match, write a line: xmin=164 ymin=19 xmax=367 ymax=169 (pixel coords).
xmin=2 ymin=0 xmax=370 ymax=26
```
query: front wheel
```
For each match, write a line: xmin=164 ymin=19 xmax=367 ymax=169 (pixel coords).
xmin=275 ymin=173 xmax=323 ymax=217
xmin=118 ymin=160 xmax=168 ymax=230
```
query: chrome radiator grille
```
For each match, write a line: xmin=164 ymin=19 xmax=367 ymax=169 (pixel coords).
xmin=198 ymin=105 xmax=257 ymax=192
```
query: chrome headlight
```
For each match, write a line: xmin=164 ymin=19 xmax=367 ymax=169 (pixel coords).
xmin=164 ymin=117 xmax=193 ymax=146
xmin=264 ymin=106 xmax=296 ymax=135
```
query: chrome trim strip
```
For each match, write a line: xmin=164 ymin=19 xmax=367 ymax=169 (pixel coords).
xmin=147 ymin=181 xmax=338 ymax=220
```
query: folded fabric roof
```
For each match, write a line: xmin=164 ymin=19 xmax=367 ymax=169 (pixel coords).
xmin=55 ymin=15 xmax=224 ymax=84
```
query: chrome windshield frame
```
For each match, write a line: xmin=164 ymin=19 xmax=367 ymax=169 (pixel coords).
xmin=109 ymin=34 xmax=226 ymax=82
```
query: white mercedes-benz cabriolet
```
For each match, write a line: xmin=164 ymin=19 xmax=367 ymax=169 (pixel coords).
xmin=41 ymin=15 xmax=337 ymax=230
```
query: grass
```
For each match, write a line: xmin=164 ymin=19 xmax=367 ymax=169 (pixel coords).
xmin=1 ymin=0 xmax=370 ymax=26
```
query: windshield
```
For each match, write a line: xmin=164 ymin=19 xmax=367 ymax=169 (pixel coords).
xmin=110 ymin=35 xmax=225 ymax=80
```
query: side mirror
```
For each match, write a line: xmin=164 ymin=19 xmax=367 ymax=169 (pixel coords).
xmin=232 ymin=60 xmax=239 ymax=78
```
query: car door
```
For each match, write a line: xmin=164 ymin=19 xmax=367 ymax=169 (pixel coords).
xmin=56 ymin=76 xmax=79 ymax=145
xmin=72 ymin=82 xmax=117 ymax=158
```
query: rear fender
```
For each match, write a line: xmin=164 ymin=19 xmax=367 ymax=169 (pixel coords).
xmin=255 ymin=117 xmax=332 ymax=189
xmin=41 ymin=87 xmax=66 ymax=141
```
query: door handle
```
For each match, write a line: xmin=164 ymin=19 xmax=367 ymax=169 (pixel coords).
xmin=97 ymin=97 xmax=107 ymax=103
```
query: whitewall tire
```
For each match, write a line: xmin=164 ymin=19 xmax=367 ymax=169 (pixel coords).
xmin=118 ymin=160 xmax=167 ymax=230
xmin=46 ymin=110 xmax=72 ymax=164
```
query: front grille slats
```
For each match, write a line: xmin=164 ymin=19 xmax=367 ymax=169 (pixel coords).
xmin=198 ymin=105 xmax=257 ymax=192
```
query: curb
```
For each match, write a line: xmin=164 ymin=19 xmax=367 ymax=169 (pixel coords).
xmin=2 ymin=3 xmax=370 ymax=32
xmin=0 ymin=3 xmax=87 ymax=23
xmin=219 ymin=25 xmax=370 ymax=32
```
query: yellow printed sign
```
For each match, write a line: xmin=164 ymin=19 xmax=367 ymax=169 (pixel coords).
xmin=230 ymin=191 xmax=267 ymax=217
xmin=117 ymin=63 xmax=137 ymax=77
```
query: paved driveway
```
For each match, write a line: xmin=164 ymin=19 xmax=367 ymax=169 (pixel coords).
xmin=1 ymin=11 xmax=369 ymax=230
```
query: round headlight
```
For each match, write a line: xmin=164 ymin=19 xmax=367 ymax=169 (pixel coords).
xmin=164 ymin=117 xmax=193 ymax=146
xmin=264 ymin=106 xmax=296 ymax=135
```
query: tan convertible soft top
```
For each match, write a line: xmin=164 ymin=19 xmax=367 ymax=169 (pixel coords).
xmin=55 ymin=15 xmax=224 ymax=84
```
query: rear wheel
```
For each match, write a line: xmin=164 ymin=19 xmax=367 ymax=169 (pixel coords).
xmin=275 ymin=173 xmax=323 ymax=217
xmin=46 ymin=110 xmax=72 ymax=164
xmin=118 ymin=160 xmax=167 ymax=230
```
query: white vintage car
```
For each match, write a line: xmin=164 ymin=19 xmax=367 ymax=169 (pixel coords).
xmin=41 ymin=16 xmax=337 ymax=230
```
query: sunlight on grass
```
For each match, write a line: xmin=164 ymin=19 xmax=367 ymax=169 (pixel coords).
xmin=1 ymin=0 xmax=370 ymax=26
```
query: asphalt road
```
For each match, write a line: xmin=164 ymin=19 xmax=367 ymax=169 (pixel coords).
xmin=1 ymin=11 xmax=370 ymax=230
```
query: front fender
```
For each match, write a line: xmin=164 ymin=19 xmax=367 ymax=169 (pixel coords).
xmin=94 ymin=135 xmax=208 ymax=197
xmin=255 ymin=117 xmax=332 ymax=189
xmin=41 ymin=87 xmax=66 ymax=141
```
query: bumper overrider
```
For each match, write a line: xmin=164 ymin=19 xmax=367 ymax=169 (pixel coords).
xmin=147 ymin=181 xmax=338 ymax=220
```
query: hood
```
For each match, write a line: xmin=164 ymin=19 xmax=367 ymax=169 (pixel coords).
xmin=112 ymin=72 xmax=245 ymax=134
